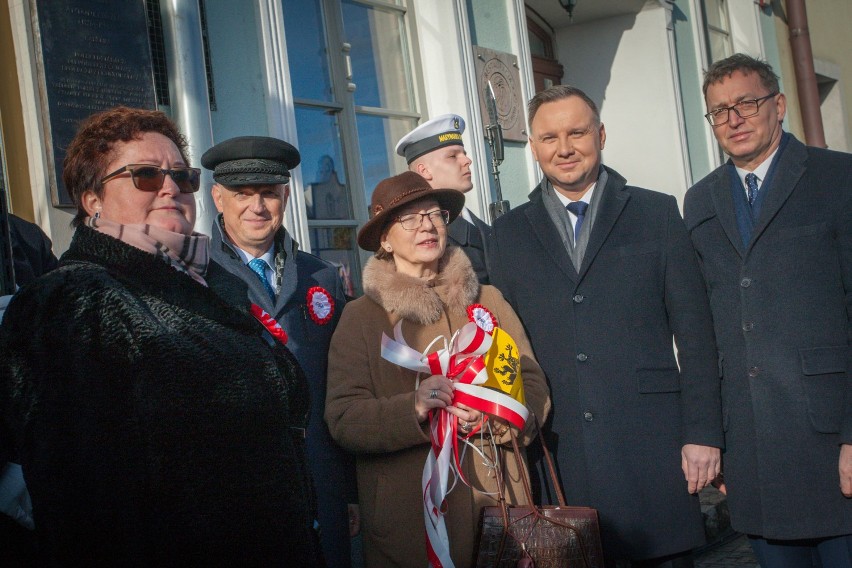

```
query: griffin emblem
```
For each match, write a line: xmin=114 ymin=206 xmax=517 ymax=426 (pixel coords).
xmin=493 ymin=344 xmax=519 ymax=386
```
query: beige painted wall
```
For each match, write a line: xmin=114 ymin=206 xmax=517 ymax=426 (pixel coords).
xmin=0 ymin=0 xmax=34 ymax=223
xmin=773 ymin=1 xmax=852 ymax=150
xmin=806 ymin=0 xmax=852 ymax=151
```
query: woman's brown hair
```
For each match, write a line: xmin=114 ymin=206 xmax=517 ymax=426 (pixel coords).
xmin=63 ymin=106 xmax=189 ymax=226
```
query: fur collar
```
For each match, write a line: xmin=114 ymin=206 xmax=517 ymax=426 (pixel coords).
xmin=362 ymin=246 xmax=479 ymax=325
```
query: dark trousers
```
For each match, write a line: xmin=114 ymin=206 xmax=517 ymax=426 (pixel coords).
xmin=0 ymin=515 xmax=39 ymax=567
xmin=749 ymin=534 xmax=852 ymax=568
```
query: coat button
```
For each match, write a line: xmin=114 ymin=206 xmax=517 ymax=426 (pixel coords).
xmin=742 ymin=322 xmax=754 ymax=332
xmin=577 ymin=353 xmax=588 ymax=362
xmin=748 ymin=367 xmax=759 ymax=378
xmin=573 ymin=294 xmax=585 ymax=303
xmin=583 ymin=411 xmax=594 ymax=422
xmin=740 ymin=277 xmax=752 ymax=288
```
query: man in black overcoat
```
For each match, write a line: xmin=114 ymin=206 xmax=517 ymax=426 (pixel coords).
xmin=201 ymin=136 xmax=358 ymax=568
xmin=490 ymin=85 xmax=723 ymax=566
xmin=684 ymin=53 xmax=852 ymax=566
xmin=8 ymin=214 xmax=58 ymax=287
xmin=396 ymin=114 xmax=492 ymax=283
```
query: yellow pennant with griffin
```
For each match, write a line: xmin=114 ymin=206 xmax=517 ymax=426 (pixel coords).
xmin=481 ymin=326 xmax=526 ymax=407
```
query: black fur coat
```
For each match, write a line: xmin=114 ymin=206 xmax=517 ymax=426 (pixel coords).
xmin=0 ymin=226 xmax=320 ymax=566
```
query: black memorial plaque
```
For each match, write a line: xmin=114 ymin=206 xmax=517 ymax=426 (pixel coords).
xmin=31 ymin=0 xmax=157 ymax=206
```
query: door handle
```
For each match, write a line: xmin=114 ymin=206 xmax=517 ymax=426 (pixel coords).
xmin=342 ymin=42 xmax=356 ymax=92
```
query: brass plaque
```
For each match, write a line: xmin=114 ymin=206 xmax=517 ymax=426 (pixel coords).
xmin=473 ymin=46 xmax=526 ymax=143
xmin=31 ymin=0 xmax=157 ymax=207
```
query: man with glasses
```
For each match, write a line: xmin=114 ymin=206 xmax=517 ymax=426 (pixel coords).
xmin=396 ymin=114 xmax=492 ymax=283
xmin=684 ymin=54 xmax=852 ymax=566
xmin=201 ymin=136 xmax=358 ymax=568
xmin=490 ymin=85 xmax=722 ymax=566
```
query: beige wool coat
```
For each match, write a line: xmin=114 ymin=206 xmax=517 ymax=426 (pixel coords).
xmin=326 ymin=247 xmax=551 ymax=568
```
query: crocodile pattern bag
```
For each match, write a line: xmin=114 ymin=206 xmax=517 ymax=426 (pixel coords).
xmin=474 ymin=419 xmax=604 ymax=567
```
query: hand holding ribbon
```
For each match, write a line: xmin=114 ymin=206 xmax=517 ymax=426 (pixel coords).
xmin=380 ymin=320 xmax=529 ymax=568
xmin=414 ymin=375 xmax=454 ymax=422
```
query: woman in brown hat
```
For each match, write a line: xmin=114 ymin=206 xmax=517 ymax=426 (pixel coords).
xmin=325 ymin=171 xmax=550 ymax=567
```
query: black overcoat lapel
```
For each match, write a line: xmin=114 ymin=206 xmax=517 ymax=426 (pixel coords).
xmin=708 ymin=166 xmax=746 ymax=259
xmin=524 ymin=189 xmax=577 ymax=283
xmin=577 ymin=168 xmax=629 ymax=281
xmin=747 ymin=138 xmax=806 ymax=253
xmin=447 ymin=216 xmax=469 ymax=246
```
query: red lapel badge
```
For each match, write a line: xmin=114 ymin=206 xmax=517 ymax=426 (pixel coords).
xmin=466 ymin=303 xmax=497 ymax=334
xmin=307 ymin=286 xmax=334 ymax=325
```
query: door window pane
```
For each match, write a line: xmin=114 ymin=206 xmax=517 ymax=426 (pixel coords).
xmin=342 ymin=1 xmax=413 ymax=111
xmin=282 ymin=0 xmax=334 ymax=101
xmin=704 ymin=0 xmax=727 ymax=30
xmin=355 ymin=113 xmax=416 ymax=206
xmin=309 ymin=226 xmax=360 ymax=297
xmin=708 ymin=30 xmax=732 ymax=61
xmin=295 ymin=105 xmax=352 ymax=220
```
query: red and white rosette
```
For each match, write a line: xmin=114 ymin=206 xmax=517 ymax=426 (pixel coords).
xmin=306 ymin=286 xmax=334 ymax=325
xmin=466 ymin=304 xmax=497 ymax=335
xmin=380 ymin=321 xmax=529 ymax=568
xmin=250 ymin=303 xmax=288 ymax=345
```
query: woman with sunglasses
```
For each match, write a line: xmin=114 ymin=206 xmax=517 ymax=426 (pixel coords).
xmin=0 ymin=107 xmax=321 ymax=565
xmin=325 ymin=172 xmax=550 ymax=567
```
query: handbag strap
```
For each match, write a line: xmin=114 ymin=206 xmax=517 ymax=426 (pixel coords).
xmin=505 ymin=418 xmax=595 ymax=568
xmin=490 ymin=427 xmax=513 ymax=563
xmin=532 ymin=414 xmax=567 ymax=507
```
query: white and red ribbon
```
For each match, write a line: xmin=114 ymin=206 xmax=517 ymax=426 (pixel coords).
xmin=380 ymin=321 xmax=529 ymax=567
xmin=250 ymin=304 xmax=288 ymax=345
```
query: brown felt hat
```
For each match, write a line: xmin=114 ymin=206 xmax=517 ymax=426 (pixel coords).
xmin=356 ymin=171 xmax=465 ymax=252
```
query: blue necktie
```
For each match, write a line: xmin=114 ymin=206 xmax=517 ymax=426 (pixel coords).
xmin=248 ymin=258 xmax=276 ymax=302
xmin=566 ymin=201 xmax=589 ymax=241
xmin=745 ymin=173 xmax=759 ymax=206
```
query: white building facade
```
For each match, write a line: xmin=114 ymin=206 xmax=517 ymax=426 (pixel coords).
xmin=1 ymin=0 xmax=795 ymax=292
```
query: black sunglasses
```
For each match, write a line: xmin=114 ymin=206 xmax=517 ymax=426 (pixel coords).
xmin=100 ymin=164 xmax=201 ymax=193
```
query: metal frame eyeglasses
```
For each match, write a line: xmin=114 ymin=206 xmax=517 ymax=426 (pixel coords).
xmin=395 ymin=209 xmax=450 ymax=231
xmin=100 ymin=164 xmax=202 ymax=193
xmin=704 ymin=92 xmax=778 ymax=127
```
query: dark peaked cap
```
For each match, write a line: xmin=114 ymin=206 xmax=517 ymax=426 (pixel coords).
xmin=201 ymin=136 xmax=301 ymax=186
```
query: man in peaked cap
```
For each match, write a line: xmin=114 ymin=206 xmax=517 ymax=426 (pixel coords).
xmin=202 ymin=136 xmax=359 ymax=568
xmin=396 ymin=113 xmax=492 ymax=283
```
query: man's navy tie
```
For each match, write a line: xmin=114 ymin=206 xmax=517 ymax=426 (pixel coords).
xmin=566 ymin=201 xmax=589 ymax=241
xmin=248 ymin=258 xmax=276 ymax=302
xmin=745 ymin=173 xmax=759 ymax=206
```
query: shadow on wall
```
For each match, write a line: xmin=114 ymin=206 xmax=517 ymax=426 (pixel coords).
xmin=551 ymin=11 xmax=639 ymax=117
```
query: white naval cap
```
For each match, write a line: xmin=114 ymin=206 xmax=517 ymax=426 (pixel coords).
xmin=395 ymin=113 xmax=466 ymax=164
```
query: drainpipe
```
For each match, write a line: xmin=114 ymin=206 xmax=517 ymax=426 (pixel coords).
xmin=784 ymin=0 xmax=825 ymax=147
xmin=160 ymin=0 xmax=217 ymax=235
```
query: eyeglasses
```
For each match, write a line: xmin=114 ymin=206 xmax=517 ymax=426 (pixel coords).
xmin=100 ymin=164 xmax=201 ymax=193
xmin=396 ymin=209 xmax=450 ymax=231
xmin=704 ymin=92 xmax=778 ymax=126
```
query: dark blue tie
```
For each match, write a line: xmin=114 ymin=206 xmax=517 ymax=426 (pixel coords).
xmin=248 ymin=258 xmax=276 ymax=302
xmin=566 ymin=201 xmax=589 ymax=241
xmin=745 ymin=173 xmax=759 ymax=206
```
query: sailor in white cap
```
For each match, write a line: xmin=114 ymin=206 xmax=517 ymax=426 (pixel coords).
xmin=395 ymin=114 xmax=492 ymax=284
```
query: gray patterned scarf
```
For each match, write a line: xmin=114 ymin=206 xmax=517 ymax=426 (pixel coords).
xmin=87 ymin=216 xmax=209 ymax=286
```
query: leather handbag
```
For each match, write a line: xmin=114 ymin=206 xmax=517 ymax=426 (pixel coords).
xmin=474 ymin=418 xmax=605 ymax=567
